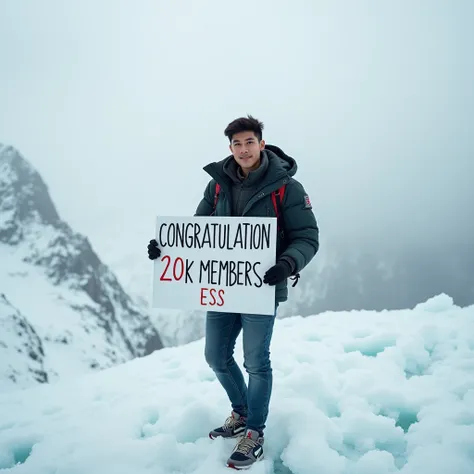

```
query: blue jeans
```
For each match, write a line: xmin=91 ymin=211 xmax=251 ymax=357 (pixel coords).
xmin=204 ymin=308 xmax=277 ymax=434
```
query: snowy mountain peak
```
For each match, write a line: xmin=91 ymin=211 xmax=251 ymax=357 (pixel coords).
xmin=0 ymin=143 xmax=163 ymax=391
xmin=0 ymin=145 xmax=60 ymax=244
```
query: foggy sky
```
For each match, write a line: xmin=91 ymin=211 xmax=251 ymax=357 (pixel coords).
xmin=1 ymin=0 xmax=473 ymax=288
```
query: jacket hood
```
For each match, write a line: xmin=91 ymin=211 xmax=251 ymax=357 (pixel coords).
xmin=264 ymin=144 xmax=298 ymax=177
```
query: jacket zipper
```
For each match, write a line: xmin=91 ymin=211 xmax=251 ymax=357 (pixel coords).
xmin=242 ymin=178 xmax=288 ymax=216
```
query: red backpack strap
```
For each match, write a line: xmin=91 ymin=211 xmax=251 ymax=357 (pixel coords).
xmin=272 ymin=183 xmax=300 ymax=286
xmin=279 ymin=184 xmax=286 ymax=201
xmin=271 ymin=184 xmax=286 ymax=230
xmin=271 ymin=191 xmax=279 ymax=220
xmin=213 ymin=182 xmax=221 ymax=209
xmin=272 ymin=183 xmax=301 ymax=286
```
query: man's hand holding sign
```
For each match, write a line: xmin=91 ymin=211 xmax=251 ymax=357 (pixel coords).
xmin=149 ymin=216 xmax=289 ymax=315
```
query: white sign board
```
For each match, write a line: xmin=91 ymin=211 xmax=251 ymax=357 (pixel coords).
xmin=152 ymin=215 xmax=277 ymax=315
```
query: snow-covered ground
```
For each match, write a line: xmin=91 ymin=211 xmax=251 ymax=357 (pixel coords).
xmin=1 ymin=294 xmax=473 ymax=474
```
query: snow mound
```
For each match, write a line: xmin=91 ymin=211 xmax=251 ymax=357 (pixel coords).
xmin=0 ymin=295 xmax=473 ymax=473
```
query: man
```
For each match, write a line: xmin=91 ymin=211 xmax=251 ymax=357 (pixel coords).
xmin=147 ymin=115 xmax=319 ymax=469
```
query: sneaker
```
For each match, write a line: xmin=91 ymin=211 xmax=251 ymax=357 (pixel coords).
xmin=209 ymin=411 xmax=247 ymax=440
xmin=226 ymin=429 xmax=264 ymax=470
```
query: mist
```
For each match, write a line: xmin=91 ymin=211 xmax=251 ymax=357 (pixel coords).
xmin=1 ymin=0 xmax=473 ymax=313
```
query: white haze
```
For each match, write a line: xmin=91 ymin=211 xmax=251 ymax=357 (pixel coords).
xmin=1 ymin=0 xmax=473 ymax=300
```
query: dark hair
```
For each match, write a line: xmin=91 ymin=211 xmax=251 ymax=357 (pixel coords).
xmin=224 ymin=115 xmax=264 ymax=142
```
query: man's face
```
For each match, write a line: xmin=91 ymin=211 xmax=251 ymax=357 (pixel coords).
xmin=229 ymin=131 xmax=265 ymax=175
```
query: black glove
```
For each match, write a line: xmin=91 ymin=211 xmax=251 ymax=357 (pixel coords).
xmin=147 ymin=239 xmax=161 ymax=260
xmin=263 ymin=260 xmax=292 ymax=286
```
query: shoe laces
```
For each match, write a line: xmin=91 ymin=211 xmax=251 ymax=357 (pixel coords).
xmin=224 ymin=413 xmax=244 ymax=429
xmin=234 ymin=436 xmax=257 ymax=455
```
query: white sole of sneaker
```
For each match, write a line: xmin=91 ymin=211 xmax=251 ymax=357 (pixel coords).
xmin=226 ymin=455 xmax=264 ymax=470
xmin=209 ymin=432 xmax=245 ymax=440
